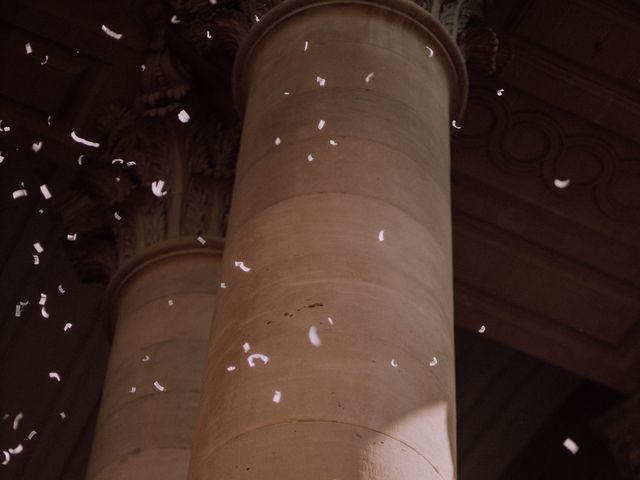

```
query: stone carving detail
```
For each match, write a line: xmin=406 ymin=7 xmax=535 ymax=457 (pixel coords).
xmin=454 ymin=87 xmax=640 ymax=223
xmin=595 ymin=394 xmax=640 ymax=479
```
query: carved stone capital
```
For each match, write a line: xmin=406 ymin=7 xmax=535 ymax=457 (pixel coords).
xmin=595 ymin=394 xmax=640 ymax=479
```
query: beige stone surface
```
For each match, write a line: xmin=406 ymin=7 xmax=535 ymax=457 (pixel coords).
xmin=86 ymin=240 xmax=223 ymax=480
xmin=189 ymin=0 xmax=466 ymax=479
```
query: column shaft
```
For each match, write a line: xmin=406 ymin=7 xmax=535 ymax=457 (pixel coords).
xmin=189 ymin=1 xmax=466 ymax=478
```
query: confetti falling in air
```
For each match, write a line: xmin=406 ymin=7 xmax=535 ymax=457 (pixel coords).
xmin=12 ymin=189 xmax=28 ymax=199
xmin=390 ymin=358 xmax=398 ymax=367
xmin=32 ymin=141 xmax=43 ymax=153
xmin=101 ymin=24 xmax=123 ymax=40
xmin=308 ymin=326 xmax=322 ymax=347
xmin=39 ymin=293 xmax=47 ymax=305
xmin=226 ymin=365 xmax=236 ymax=372
xmin=327 ymin=317 xmax=334 ymax=325
xmin=317 ymin=119 xmax=325 ymax=130
xmin=497 ymin=89 xmax=505 ymax=96
xmin=451 ymin=120 xmax=462 ymax=130
xmin=307 ymin=154 xmax=314 ymax=162
xmin=272 ymin=390 xmax=282 ymax=403
xmin=40 ymin=55 xmax=48 ymax=65
xmin=41 ymin=307 xmax=49 ymax=319
xmin=170 ymin=15 xmax=180 ymax=24
xmin=168 ymin=299 xmax=174 ymax=306
xmin=304 ymin=41 xmax=309 ymax=52
xmin=33 ymin=242 xmax=44 ymax=254
xmin=111 ymin=158 xmax=123 ymax=165
xmin=554 ymin=178 xmax=570 ymax=189
xmin=142 ymin=355 xmax=150 ymax=362
xmin=563 ymin=438 xmax=579 ymax=454
xmin=25 ymin=43 xmax=33 ymax=54
xmin=235 ymin=261 xmax=251 ymax=272
xmin=365 ymin=72 xmax=374 ymax=83
xmin=114 ymin=212 xmax=122 ymax=221
xmin=197 ymin=236 xmax=206 ymax=244
xmin=284 ymin=91 xmax=290 ymax=96
xmin=63 ymin=323 xmax=72 ymax=332
xmin=40 ymin=184 xmax=52 ymax=199
xmin=15 ymin=305 xmax=23 ymax=317
xmin=27 ymin=431 xmax=37 ymax=440
xmin=425 ymin=46 xmax=434 ymax=57
xmin=254 ymin=14 xmax=260 ymax=22
xmin=206 ymin=30 xmax=212 ymax=39
xmin=47 ymin=116 xmax=51 ymax=126
xmin=8 ymin=444 xmax=23 ymax=455
xmin=49 ymin=372 xmax=61 ymax=381
xmin=58 ymin=284 xmax=66 ymax=293
xmin=247 ymin=353 xmax=269 ymax=367
xmin=429 ymin=356 xmax=438 ymax=367
xmin=78 ymin=155 xmax=84 ymax=165
xmin=67 ymin=233 xmax=77 ymax=241
xmin=71 ymin=131 xmax=100 ymax=147
xmin=59 ymin=412 xmax=66 ymax=419
xmin=275 ymin=137 xmax=282 ymax=146
xmin=153 ymin=381 xmax=167 ymax=392
xmin=12 ymin=413 xmax=23 ymax=431
xmin=129 ymin=387 xmax=136 ymax=393
xmin=378 ymin=230 xmax=385 ymax=242
xmin=178 ymin=109 xmax=190 ymax=123
xmin=2 ymin=452 xmax=8 ymax=465
xmin=126 ymin=161 xmax=136 ymax=166
xmin=243 ymin=342 xmax=251 ymax=353
xmin=316 ymin=76 xmax=326 ymax=87
xmin=220 ymin=282 xmax=226 ymax=288
xmin=0 ymin=152 xmax=4 ymax=163
xmin=33 ymin=255 xmax=39 ymax=265
xmin=329 ymin=139 xmax=337 ymax=146
xmin=151 ymin=180 xmax=168 ymax=197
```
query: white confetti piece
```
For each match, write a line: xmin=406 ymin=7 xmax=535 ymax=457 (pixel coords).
xmin=71 ymin=131 xmax=100 ymax=148
xmin=316 ymin=76 xmax=326 ymax=87
xmin=210 ymin=0 xmax=217 ymax=4
xmin=25 ymin=43 xmax=33 ymax=54
xmin=206 ymin=30 xmax=212 ymax=39
xmin=178 ymin=109 xmax=190 ymax=123
xmin=308 ymin=325 xmax=322 ymax=347
xmin=254 ymin=14 xmax=260 ymax=22
xmin=8 ymin=444 xmax=23 ymax=455
xmin=111 ymin=158 xmax=123 ymax=164
xmin=563 ymin=438 xmax=579 ymax=454
xmin=170 ymin=15 xmax=181 ymax=24
xmin=126 ymin=161 xmax=136 ymax=166
xmin=226 ymin=365 xmax=236 ymax=372
xmin=142 ymin=355 xmax=150 ymax=362
xmin=39 ymin=293 xmax=47 ymax=305
xmin=197 ymin=236 xmax=206 ymax=244
xmin=235 ymin=261 xmax=251 ymax=272
xmin=66 ymin=233 xmax=77 ymax=241
xmin=41 ymin=55 xmax=48 ymax=65
xmin=2 ymin=451 xmax=8 ymax=465
xmin=451 ymin=120 xmax=462 ymax=130
xmin=12 ymin=189 xmax=28 ymax=199
xmin=307 ymin=154 xmax=314 ymax=162
xmin=38 ymin=209 xmax=44 ymax=214
xmin=478 ymin=325 xmax=486 ymax=333
xmin=329 ymin=139 xmax=337 ymax=146
xmin=275 ymin=137 xmax=281 ymax=146
xmin=247 ymin=353 xmax=269 ymax=367
xmin=15 ymin=305 xmax=23 ymax=317
xmin=151 ymin=180 xmax=168 ymax=197
xmin=41 ymin=307 xmax=49 ymax=319
xmin=365 ymin=72 xmax=374 ymax=83
xmin=114 ymin=212 xmax=122 ymax=221
xmin=0 ymin=152 xmax=4 ymax=163
xmin=390 ymin=358 xmax=398 ymax=367
xmin=554 ymin=178 xmax=570 ymax=189
xmin=49 ymin=372 xmax=61 ymax=381
xmin=12 ymin=413 xmax=23 ymax=431
xmin=63 ymin=323 xmax=72 ymax=332
xmin=77 ymin=154 xmax=84 ymax=165
xmin=33 ymin=242 xmax=44 ymax=254
xmin=129 ymin=386 xmax=136 ymax=393
xmin=304 ymin=41 xmax=309 ymax=51
xmin=59 ymin=412 xmax=66 ymax=419
xmin=27 ymin=431 xmax=37 ymax=440
xmin=101 ymin=24 xmax=123 ymax=40
xmin=272 ymin=390 xmax=282 ymax=403
xmin=141 ymin=64 xmax=145 ymax=71
xmin=317 ymin=119 xmax=325 ymax=130
xmin=425 ymin=46 xmax=434 ymax=57
xmin=40 ymin=184 xmax=52 ymax=199
xmin=429 ymin=356 xmax=438 ymax=367
xmin=327 ymin=316 xmax=334 ymax=325
xmin=168 ymin=299 xmax=174 ymax=306
xmin=284 ymin=91 xmax=290 ymax=96
xmin=497 ymin=89 xmax=504 ymax=96
xmin=58 ymin=284 xmax=66 ymax=294
xmin=378 ymin=230 xmax=385 ymax=242
xmin=242 ymin=342 xmax=251 ymax=353
xmin=20 ymin=300 xmax=28 ymax=306
xmin=153 ymin=381 xmax=166 ymax=392
xmin=220 ymin=282 xmax=226 ymax=288
xmin=47 ymin=115 xmax=51 ymax=126
xmin=32 ymin=141 xmax=43 ymax=152
xmin=33 ymin=255 xmax=39 ymax=265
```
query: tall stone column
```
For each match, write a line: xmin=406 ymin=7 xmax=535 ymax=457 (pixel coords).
xmin=56 ymin=22 xmax=237 ymax=478
xmin=188 ymin=0 xmax=467 ymax=478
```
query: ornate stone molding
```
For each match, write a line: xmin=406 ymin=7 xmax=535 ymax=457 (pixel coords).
xmin=454 ymin=87 xmax=640 ymax=223
xmin=594 ymin=394 xmax=640 ymax=479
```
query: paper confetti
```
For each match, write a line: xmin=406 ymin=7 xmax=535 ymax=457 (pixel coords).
xmin=272 ymin=390 xmax=282 ymax=403
xmin=129 ymin=387 xmax=136 ymax=393
xmin=304 ymin=41 xmax=309 ymax=52
xmin=142 ymin=355 xmax=150 ymax=362
xmin=12 ymin=413 xmax=23 ymax=431
xmin=554 ymin=178 xmax=570 ymax=189
xmin=27 ymin=431 xmax=37 ymax=440
xmin=235 ymin=261 xmax=251 ymax=272
xmin=425 ymin=46 xmax=434 ymax=57
xmin=378 ymin=230 xmax=385 ymax=242
xmin=153 ymin=381 xmax=166 ymax=392
xmin=58 ymin=284 xmax=66 ymax=293
xmin=71 ymin=131 xmax=100 ymax=147
xmin=563 ymin=438 xmax=579 ymax=454
xmin=25 ymin=43 xmax=33 ymax=54
xmin=497 ymin=89 xmax=505 ymax=96
xmin=111 ymin=158 xmax=123 ymax=164
xmin=178 ymin=109 xmax=190 ymax=123
xmin=32 ymin=141 xmax=43 ymax=152
xmin=8 ymin=444 xmax=23 ymax=455
xmin=41 ymin=56 xmax=48 ymax=65
xmin=168 ymin=299 xmax=174 ymax=306
xmin=77 ymin=155 xmax=84 ymax=165
xmin=451 ymin=120 xmax=462 ymax=130
xmin=33 ymin=242 xmax=44 ymax=254
xmin=220 ymin=282 xmax=226 ymax=288
xmin=390 ymin=358 xmax=398 ymax=367
xmin=2 ymin=452 xmax=8 ymax=465
xmin=317 ymin=119 xmax=325 ymax=130
xmin=197 ymin=236 xmax=206 ymax=244
xmin=365 ymin=72 xmax=374 ymax=83
xmin=243 ymin=342 xmax=251 ymax=353
xmin=226 ymin=365 xmax=236 ymax=372
xmin=41 ymin=307 xmax=49 ymax=319
xmin=329 ymin=139 xmax=337 ymax=146
xmin=170 ymin=15 xmax=181 ymax=24
xmin=49 ymin=372 xmax=61 ymax=381
xmin=12 ymin=189 xmax=28 ymax=199
xmin=247 ymin=353 xmax=269 ymax=367
xmin=308 ymin=326 xmax=322 ymax=347
xmin=40 ymin=184 xmax=52 ymax=199
xmin=316 ymin=76 xmax=326 ymax=87
xmin=275 ymin=137 xmax=282 ymax=146
xmin=151 ymin=180 xmax=168 ymax=197
xmin=327 ymin=317 xmax=334 ymax=325
xmin=307 ymin=154 xmax=314 ymax=162
xmin=114 ymin=212 xmax=122 ymax=221
xmin=33 ymin=255 xmax=39 ymax=265
xmin=59 ymin=412 xmax=66 ymax=419
xmin=429 ymin=356 xmax=438 ymax=367
xmin=478 ymin=325 xmax=486 ymax=333
xmin=63 ymin=323 xmax=72 ymax=332
xmin=67 ymin=233 xmax=77 ymax=241
xmin=39 ymin=293 xmax=47 ymax=305
xmin=101 ymin=25 xmax=123 ymax=40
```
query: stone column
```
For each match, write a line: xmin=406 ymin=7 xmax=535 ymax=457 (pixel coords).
xmin=188 ymin=0 xmax=467 ymax=478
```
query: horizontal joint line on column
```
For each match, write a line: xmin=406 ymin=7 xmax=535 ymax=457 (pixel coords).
xmin=202 ymin=418 xmax=446 ymax=480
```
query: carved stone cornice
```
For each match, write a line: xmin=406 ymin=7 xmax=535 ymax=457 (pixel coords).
xmin=594 ymin=394 xmax=640 ymax=479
